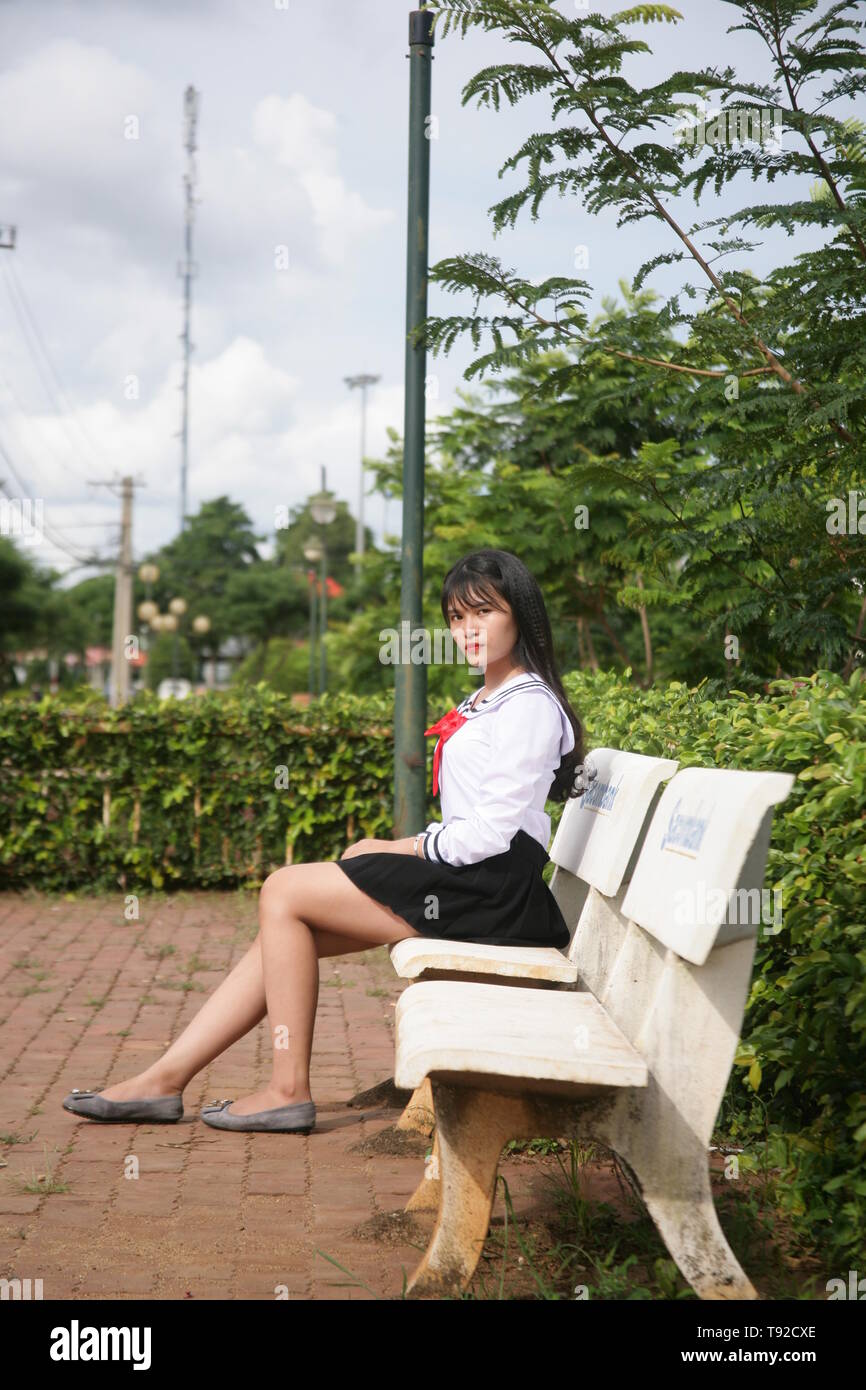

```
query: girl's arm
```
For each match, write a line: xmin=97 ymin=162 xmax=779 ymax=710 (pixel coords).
xmin=340 ymin=835 xmax=424 ymax=860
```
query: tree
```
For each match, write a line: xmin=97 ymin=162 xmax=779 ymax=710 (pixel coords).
xmin=0 ymin=538 xmax=70 ymax=689
xmin=61 ymin=574 xmax=115 ymax=651
xmin=417 ymin=0 xmax=865 ymax=681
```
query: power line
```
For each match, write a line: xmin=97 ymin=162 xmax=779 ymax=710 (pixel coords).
xmin=0 ymin=443 xmax=108 ymax=567
xmin=0 ymin=255 xmax=107 ymax=485
xmin=0 ymin=364 xmax=121 ymax=557
xmin=0 ymin=479 xmax=108 ymax=570
xmin=0 ymin=350 xmax=121 ymax=558
xmin=0 ymin=428 xmax=93 ymax=554
xmin=0 ymin=359 xmax=98 ymax=495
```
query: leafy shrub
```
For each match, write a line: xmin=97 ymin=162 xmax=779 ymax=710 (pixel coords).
xmin=0 ymin=684 xmax=397 ymax=891
xmin=559 ymin=666 xmax=866 ymax=1268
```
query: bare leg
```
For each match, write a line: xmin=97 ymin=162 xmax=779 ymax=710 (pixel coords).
xmin=97 ymin=860 xmax=420 ymax=1104
xmin=210 ymin=861 xmax=423 ymax=1115
xmin=98 ymin=936 xmax=269 ymax=1101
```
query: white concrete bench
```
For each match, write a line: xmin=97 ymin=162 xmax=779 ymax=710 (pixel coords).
xmin=394 ymin=765 xmax=794 ymax=1300
xmin=389 ymin=749 xmax=678 ymax=1138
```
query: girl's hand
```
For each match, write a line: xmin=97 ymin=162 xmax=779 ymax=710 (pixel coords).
xmin=340 ymin=838 xmax=382 ymax=860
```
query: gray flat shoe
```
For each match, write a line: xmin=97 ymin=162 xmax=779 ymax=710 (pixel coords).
xmin=61 ymin=1089 xmax=183 ymax=1123
xmin=200 ymin=1097 xmax=316 ymax=1133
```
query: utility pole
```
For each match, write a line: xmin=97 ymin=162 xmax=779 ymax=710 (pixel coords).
xmin=344 ymin=372 xmax=380 ymax=583
xmin=90 ymin=476 xmax=145 ymax=707
xmin=394 ymin=10 xmax=434 ymax=842
xmin=178 ymin=86 xmax=200 ymax=534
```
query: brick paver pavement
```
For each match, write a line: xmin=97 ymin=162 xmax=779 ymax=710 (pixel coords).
xmin=0 ymin=890 xmax=571 ymax=1302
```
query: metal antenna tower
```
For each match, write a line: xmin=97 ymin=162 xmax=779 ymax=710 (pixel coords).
xmin=178 ymin=85 xmax=200 ymax=534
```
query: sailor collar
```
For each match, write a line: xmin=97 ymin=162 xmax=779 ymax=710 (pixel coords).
xmin=457 ymin=669 xmax=553 ymax=717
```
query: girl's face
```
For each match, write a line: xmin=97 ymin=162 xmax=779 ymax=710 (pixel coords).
xmin=446 ymin=588 xmax=519 ymax=670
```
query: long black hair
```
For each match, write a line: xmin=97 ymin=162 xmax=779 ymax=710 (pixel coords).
xmin=439 ymin=549 xmax=586 ymax=803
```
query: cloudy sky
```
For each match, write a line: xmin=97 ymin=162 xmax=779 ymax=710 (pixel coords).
xmin=0 ymin=0 xmax=831 ymax=583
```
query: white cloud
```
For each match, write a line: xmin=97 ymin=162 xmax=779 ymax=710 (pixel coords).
xmin=0 ymin=38 xmax=166 ymax=214
xmin=250 ymin=92 xmax=394 ymax=264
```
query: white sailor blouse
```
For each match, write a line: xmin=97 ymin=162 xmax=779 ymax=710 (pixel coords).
xmin=421 ymin=670 xmax=575 ymax=867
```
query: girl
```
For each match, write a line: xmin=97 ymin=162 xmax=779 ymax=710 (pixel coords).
xmin=62 ymin=549 xmax=586 ymax=1135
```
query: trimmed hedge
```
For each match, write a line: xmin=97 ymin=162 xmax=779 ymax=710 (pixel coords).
xmin=1 ymin=667 xmax=864 ymax=1264
xmin=0 ymin=685 xmax=400 ymax=891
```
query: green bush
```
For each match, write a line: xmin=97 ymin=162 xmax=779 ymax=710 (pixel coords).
xmin=558 ymin=666 xmax=866 ymax=1269
xmin=0 ymin=683 xmax=399 ymax=892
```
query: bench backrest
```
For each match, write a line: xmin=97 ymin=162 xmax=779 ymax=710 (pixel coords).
xmin=578 ymin=767 xmax=794 ymax=1149
xmin=620 ymin=766 xmax=794 ymax=966
xmin=547 ymin=747 xmax=678 ymax=991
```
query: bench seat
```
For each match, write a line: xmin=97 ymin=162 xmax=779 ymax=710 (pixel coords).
xmin=389 ymin=938 xmax=577 ymax=984
xmin=395 ymin=979 xmax=648 ymax=1094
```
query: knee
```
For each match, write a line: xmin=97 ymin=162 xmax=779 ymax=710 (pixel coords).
xmin=259 ymin=865 xmax=300 ymax=915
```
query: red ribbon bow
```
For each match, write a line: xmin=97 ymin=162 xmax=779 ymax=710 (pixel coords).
xmin=424 ymin=706 xmax=467 ymax=796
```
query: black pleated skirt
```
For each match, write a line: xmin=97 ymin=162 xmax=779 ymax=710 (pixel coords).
xmin=335 ymin=828 xmax=570 ymax=948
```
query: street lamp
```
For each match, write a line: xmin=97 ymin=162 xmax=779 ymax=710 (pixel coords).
xmin=168 ymin=596 xmax=188 ymax=678
xmin=144 ymin=595 xmax=209 ymax=693
xmin=309 ymin=466 xmax=337 ymax=695
xmin=344 ymin=372 xmax=380 ymax=581
xmin=303 ymin=540 xmax=322 ymax=699
xmin=136 ymin=563 xmax=161 ymax=695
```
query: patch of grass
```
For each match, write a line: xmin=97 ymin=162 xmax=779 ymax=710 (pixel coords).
xmin=471 ymin=1139 xmax=821 ymax=1300
xmin=17 ymin=983 xmax=52 ymax=997
xmin=16 ymin=1166 xmax=71 ymax=1195
xmin=84 ymin=996 xmax=106 ymax=1010
xmin=0 ymin=1130 xmax=37 ymax=1146
xmin=12 ymin=956 xmax=41 ymax=970
xmin=185 ymin=953 xmax=215 ymax=974
xmin=153 ymin=979 xmax=206 ymax=993
xmin=460 ymin=1167 xmax=684 ymax=1301
xmin=144 ymin=944 xmax=177 ymax=961
xmin=365 ymin=987 xmax=390 ymax=998
xmin=313 ymin=1248 xmax=401 ymax=1300
xmin=504 ymin=1136 xmax=569 ymax=1157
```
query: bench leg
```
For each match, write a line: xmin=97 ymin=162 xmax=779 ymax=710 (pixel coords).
xmin=609 ymin=1129 xmax=758 ymax=1300
xmin=404 ymin=1081 xmax=535 ymax=1298
xmin=405 ymin=1128 xmax=440 ymax=1212
xmin=395 ymin=1077 xmax=436 ymax=1135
